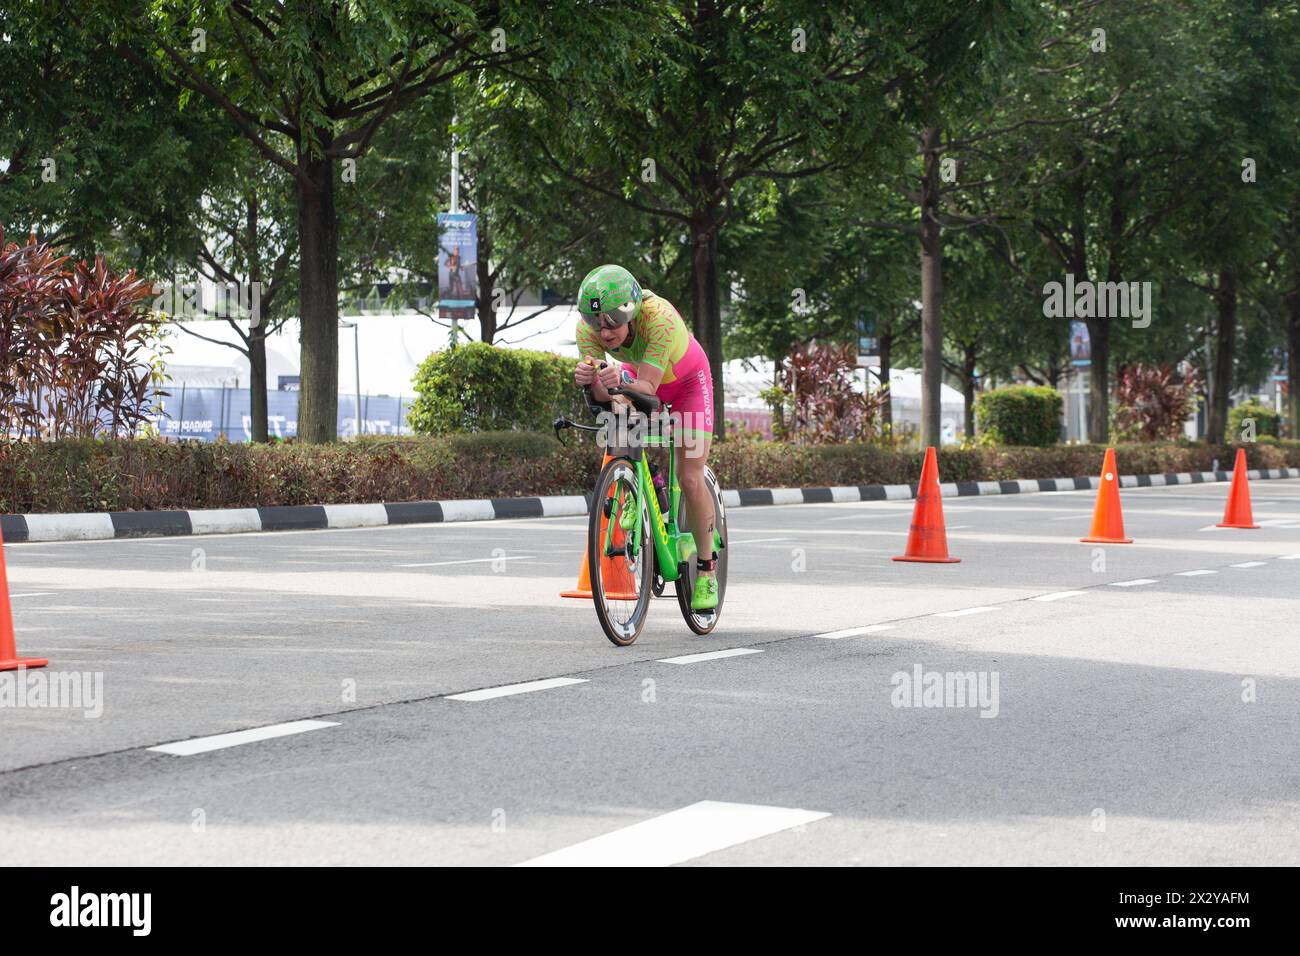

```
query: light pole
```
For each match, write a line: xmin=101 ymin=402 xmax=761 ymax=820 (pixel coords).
xmin=339 ymin=320 xmax=361 ymax=436
xmin=449 ymin=114 xmax=461 ymax=349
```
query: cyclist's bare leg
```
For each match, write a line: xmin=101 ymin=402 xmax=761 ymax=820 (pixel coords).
xmin=674 ymin=433 xmax=715 ymax=575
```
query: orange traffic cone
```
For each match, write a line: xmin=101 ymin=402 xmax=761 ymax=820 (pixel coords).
xmin=1080 ymin=447 xmax=1133 ymax=544
xmin=561 ymin=454 xmax=640 ymax=600
xmin=1217 ymin=448 xmax=1259 ymax=529
xmin=893 ymin=446 xmax=960 ymax=563
xmin=0 ymin=523 xmax=48 ymax=671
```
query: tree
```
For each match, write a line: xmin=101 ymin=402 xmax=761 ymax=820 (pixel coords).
xmin=941 ymin=231 xmax=1037 ymax=438
xmin=350 ymin=83 xmax=651 ymax=347
xmin=170 ymin=141 xmax=299 ymax=442
xmin=725 ymin=172 xmax=917 ymax=430
xmin=522 ymin=1 xmax=1026 ymax=438
xmin=1180 ymin=0 xmax=1300 ymax=442
xmin=0 ymin=0 xmax=225 ymax=270
xmin=117 ymin=0 xmax=609 ymax=441
xmin=1006 ymin=0 xmax=1282 ymax=442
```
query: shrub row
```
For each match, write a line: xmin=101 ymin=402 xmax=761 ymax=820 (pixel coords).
xmin=2 ymin=435 xmax=1297 ymax=515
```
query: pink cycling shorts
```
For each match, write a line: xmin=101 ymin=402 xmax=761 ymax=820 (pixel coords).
xmin=620 ymin=336 xmax=713 ymax=438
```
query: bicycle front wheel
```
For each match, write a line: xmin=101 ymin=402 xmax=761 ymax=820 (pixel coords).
xmin=589 ymin=457 xmax=654 ymax=646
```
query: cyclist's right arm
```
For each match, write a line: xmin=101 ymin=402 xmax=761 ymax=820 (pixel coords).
xmin=575 ymin=323 xmax=616 ymax=401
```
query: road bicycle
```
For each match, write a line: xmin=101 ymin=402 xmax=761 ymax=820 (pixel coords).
xmin=554 ymin=377 xmax=727 ymax=646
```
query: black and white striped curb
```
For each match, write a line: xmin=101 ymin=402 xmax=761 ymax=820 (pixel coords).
xmin=1 ymin=467 xmax=1296 ymax=543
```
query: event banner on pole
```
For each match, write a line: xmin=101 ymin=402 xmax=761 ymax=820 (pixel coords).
xmin=1070 ymin=320 xmax=1092 ymax=367
xmin=436 ymin=213 xmax=477 ymax=308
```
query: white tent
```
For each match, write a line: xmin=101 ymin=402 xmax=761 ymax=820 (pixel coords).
xmin=155 ymin=314 xmax=447 ymax=397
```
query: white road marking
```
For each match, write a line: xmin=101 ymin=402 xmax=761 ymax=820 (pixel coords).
xmin=657 ymin=648 xmax=763 ymax=665
xmin=814 ymin=624 xmax=895 ymax=639
xmin=933 ymin=606 xmax=1000 ymax=618
xmin=1175 ymin=569 xmax=1217 ymax=577
xmin=516 ymin=800 xmax=829 ymax=867
xmin=8 ymin=592 xmax=54 ymax=599
xmin=1032 ymin=590 xmax=1089 ymax=602
xmin=1280 ymin=554 xmax=1300 ymax=560
xmin=397 ymin=555 xmax=534 ymax=568
xmin=446 ymin=677 xmax=588 ymax=701
xmin=1109 ymin=579 xmax=1157 ymax=587
xmin=825 ymin=511 xmax=915 ymax=522
xmin=1230 ymin=562 xmax=1267 ymax=568
xmin=148 ymin=719 xmax=339 ymax=756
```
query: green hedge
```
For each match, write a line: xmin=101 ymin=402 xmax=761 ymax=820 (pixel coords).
xmin=2 ymin=436 xmax=1298 ymax=514
xmin=975 ymin=385 xmax=1064 ymax=446
xmin=408 ymin=341 xmax=587 ymax=435
xmin=1228 ymin=402 xmax=1281 ymax=441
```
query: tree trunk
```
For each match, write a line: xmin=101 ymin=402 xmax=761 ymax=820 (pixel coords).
xmin=690 ymin=206 xmax=725 ymax=439
xmin=476 ymin=245 xmax=495 ymax=343
xmin=1206 ymin=268 xmax=1237 ymax=445
xmin=246 ymin=193 xmax=268 ymax=443
xmin=1085 ymin=315 xmax=1109 ymax=443
xmin=296 ymin=148 xmax=339 ymax=443
xmin=962 ymin=344 xmax=978 ymax=439
xmin=879 ymin=328 xmax=893 ymax=432
xmin=475 ymin=191 xmax=497 ymax=343
xmin=249 ymin=332 xmax=268 ymax=442
xmin=919 ymin=126 xmax=943 ymax=448
xmin=1288 ymin=284 xmax=1300 ymax=439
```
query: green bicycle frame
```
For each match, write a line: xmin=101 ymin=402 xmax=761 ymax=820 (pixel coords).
xmin=601 ymin=429 xmax=720 ymax=583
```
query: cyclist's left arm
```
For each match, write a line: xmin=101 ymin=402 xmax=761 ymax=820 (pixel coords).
xmin=624 ymin=362 xmax=663 ymax=395
xmin=624 ymin=296 xmax=675 ymax=395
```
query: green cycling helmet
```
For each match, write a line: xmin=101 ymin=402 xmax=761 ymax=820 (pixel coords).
xmin=577 ymin=264 xmax=642 ymax=329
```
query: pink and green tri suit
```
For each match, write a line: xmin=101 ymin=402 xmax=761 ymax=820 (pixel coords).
xmin=576 ymin=291 xmax=714 ymax=438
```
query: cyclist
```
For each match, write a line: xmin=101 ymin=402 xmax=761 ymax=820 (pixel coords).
xmin=572 ymin=264 xmax=719 ymax=610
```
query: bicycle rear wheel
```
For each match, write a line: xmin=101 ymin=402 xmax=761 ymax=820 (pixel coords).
xmin=589 ymin=457 xmax=654 ymax=646
xmin=675 ymin=466 xmax=728 ymax=634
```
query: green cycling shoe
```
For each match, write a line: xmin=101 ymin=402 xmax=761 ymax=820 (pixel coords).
xmin=618 ymin=498 xmax=640 ymax=531
xmin=691 ymin=573 xmax=719 ymax=611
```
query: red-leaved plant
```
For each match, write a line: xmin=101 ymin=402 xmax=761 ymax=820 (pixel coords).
xmin=0 ymin=223 xmax=164 ymax=439
xmin=1113 ymin=363 xmax=1202 ymax=442
xmin=774 ymin=341 xmax=888 ymax=444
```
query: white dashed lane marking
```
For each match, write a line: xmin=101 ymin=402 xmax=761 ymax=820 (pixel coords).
xmin=1230 ymin=562 xmax=1267 ymax=569
xmin=148 ymin=720 xmax=339 ymax=756
xmin=1175 ymin=570 xmax=1217 ymax=577
xmin=446 ymin=677 xmax=588 ymax=701
xmin=814 ymin=624 xmax=896 ymax=639
xmin=516 ymin=800 xmax=829 ymax=867
xmin=933 ymin=606 xmax=1000 ymax=618
xmin=398 ymin=556 xmax=534 ymax=568
xmin=657 ymin=648 xmax=762 ymax=665
xmin=1032 ymin=591 xmax=1089 ymax=602
xmin=1109 ymin=579 xmax=1157 ymax=587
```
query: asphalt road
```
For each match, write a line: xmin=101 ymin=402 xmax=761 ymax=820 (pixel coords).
xmin=1 ymin=479 xmax=1298 ymax=865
